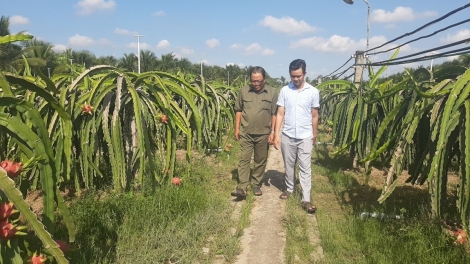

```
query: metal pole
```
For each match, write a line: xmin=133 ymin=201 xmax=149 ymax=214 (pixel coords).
xmin=364 ymin=0 xmax=370 ymax=52
xmin=134 ymin=35 xmax=143 ymax=73
xmin=430 ymin=52 xmax=436 ymax=72
xmin=344 ymin=0 xmax=370 ymax=52
xmin=47 ymin=68 xmax=51 ymax=78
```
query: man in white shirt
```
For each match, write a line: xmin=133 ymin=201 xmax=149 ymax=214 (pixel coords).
xmin=273 ymin=59 xmax=320 ymax=214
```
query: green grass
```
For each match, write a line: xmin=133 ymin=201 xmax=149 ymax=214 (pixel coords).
xmin=54 ymin=129 xmax=470 ymax=263
xmin=56 ymin=143 xmax=248 ymax=264
xmin=296 ymin=143 xmax=469 ymax=264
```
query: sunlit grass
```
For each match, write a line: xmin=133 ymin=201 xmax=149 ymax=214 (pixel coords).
xmin=307 ymin=144 xmax=470 ymax=264
xmin=58 ymin=142 xmax=246 ymax=264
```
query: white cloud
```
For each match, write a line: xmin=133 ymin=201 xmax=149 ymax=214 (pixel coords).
xmin=290 ymin=35 xmax=357 ymax=52
xmin=156 ymin=40 xmax=170 ymax=49
xmin=260 ymin=15 xmax=318 ymax=35
xmin=205 ymin=38 xmax=220 ymax=48
xmin=153 ymin=11 xmax=165 ymax=16
xmin=238 ymin=63 xmax=245 ymax=68
xmin=200 ymin=59 xmax=209 ymax=65
xmin=75 ymin=0 xmax=116 ymax=15
xmin=244 ymin=43 xmax=274 ymax=56
xmin=96 ymin=38 xmax=112 ymax=45
xmin=446 ymin=55 xmax=459 ymax=62
xmin=245 ymin=43 xmax=262 ymax=53
xmin=52 ymin=44 xmax=67 ymax=53
xmin=69 ymin=34 xmax=94 ymax=46
xmin=289 ymin=34 xmax=407 ymax=54
xmin=114 ymin=28 xmax=138 ymax=35
xmin=261 ymin=48 xmax=275 ymax=56
xmin=226 ymin=62 xmax=235 ymax=67
xmin=179 ymin=47 xmax=194 ymax=56
xmin=230 ymin=44 xmax=243 ymax=49
xmin=9 ymin=15 xmax=28 ymax=25
xmin=440 ymin=29 xmax=470 ymax=44
xmin=129 ymin=42 xmax=151 ymax=50
xmin=371 ymin=7 xmax=437 ymax=23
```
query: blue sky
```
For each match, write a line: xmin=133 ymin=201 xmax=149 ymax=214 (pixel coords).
xmin=2 ymin=0 xmax=470 ymax=80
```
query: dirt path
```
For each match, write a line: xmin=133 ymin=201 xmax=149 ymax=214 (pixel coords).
xmin=233 ymin=145 xmax=286 ymax=264
xmin=231 ymin=145 xmax=323 ymax=263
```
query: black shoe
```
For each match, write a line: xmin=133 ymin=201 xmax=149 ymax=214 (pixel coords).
xmin=253 ymin=186 xmax=262 ymax=196
xmin=231 ymin=188 xmax=247 ymax=198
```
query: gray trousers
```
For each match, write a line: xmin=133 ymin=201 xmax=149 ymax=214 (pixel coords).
xmin=280 ymin=133 xmax=313 ymax=202
xmin=237 ymin=133 xmax=269 ymax=190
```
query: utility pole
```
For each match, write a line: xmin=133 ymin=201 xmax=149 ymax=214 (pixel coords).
xmin=69 ymin=59 xmax=73 ymax=75
xmin=134 ymin=35 xmax=143 ymax=74
xmin=353 ymin=50 xmax=365 ymax=92
xmin=200 ymin=62 xmax=203 ymax=77
xmin=47 ymin=68 xmax=51 ymax=78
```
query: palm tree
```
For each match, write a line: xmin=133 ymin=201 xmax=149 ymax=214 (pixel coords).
xmin=0 ymin=16 xmax=23 ymax=72
xmin=140 ymin=50 xmax=157 ymax=72
xmin=72 ymin=50 xmax=97 ymax=69
xmin=176 ymin=57 xmax=192 ymax=73
xmin=21 ymin=38 xmax=55 ymax=76
xmin=118 ymin=53 xmax=137 ymax=72
xmin=158 ymin=53 xmax=176 ymax=72
xmin=96 ymin=55 xmax=118 ymax=67
xmin=457 ymin=53 xmax=470 ymax=68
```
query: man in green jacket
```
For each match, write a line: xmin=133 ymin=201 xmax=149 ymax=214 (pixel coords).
xmin=231 ymin=66 xmax=278 ymax=198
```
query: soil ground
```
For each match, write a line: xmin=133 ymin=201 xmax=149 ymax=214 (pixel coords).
xmin=231 ymin=145 xmax=323 ymax=264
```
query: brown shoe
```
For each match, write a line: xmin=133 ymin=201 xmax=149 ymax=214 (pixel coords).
xmin=279 ymin=191 xmax=292 ymax=199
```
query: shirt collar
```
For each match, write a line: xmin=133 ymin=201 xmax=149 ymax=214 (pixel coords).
xmin=288 ymin=82 xmax=311 ymax=91
xmin=249 ymin=85 xmax=268 ymax=93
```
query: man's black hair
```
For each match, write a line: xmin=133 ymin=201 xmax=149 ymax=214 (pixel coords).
xmin=250 ymin=66 xmax=266 ymax=79
xmin=289 ymin=59 xmax=306 ymax=74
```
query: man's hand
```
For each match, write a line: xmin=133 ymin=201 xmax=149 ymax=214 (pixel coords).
xmin=312 ymin=135 xmax=317 ymax=145
xmin=268 ymin=133 xmax=274 ymax=145
xmin=273 ymin=135 xmax=280 ymax=150
xmin=234 ymin=130 xmax=239 ymax=141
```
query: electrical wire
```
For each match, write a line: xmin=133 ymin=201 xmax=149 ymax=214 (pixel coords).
xmin=333 ymin=66 xmax=354 ymax=79
xmin=323 ymin=3 xmax=470 ymax=80
xmin=362 ymin=37 xmax=470 ymax=66
xmin=368 ymin=18 xmax=470 ymax=56
xmin=325 ymin=57 xmax=353 ymax=77
xmin=345 ymin=73 xmax=354 ymax=80
xmin=365 ymin=3 xmax=470 ymax=54
xmin=366 ymin=46 xmax=470 ymax=66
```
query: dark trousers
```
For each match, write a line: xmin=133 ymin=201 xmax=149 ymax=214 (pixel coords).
xmin=237 ymin=133 xmax=269 ymax=190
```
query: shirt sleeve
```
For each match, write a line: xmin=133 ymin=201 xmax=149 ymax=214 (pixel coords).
xmin=311 ymin=88 xmax=320 ymax=108
xmin=271 ymin=90 xmax=279 ymax=115
xmin=277 ymin=87 xmax=285 ymax=107
xmin=234 ymin=88 xmax=244 ymax=112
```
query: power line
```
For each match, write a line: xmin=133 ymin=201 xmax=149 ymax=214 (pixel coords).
xmin=365 ymin=3 xmax=470 ymax=54
xmin=366 ymin=46 xmax=470 ymax=67
xmin=325 ymin=57 xmax=353 ymax=77
xmin=362 ymin=37 xmax=470 ymax=66
xmin=333 ymin=66 xmax=354 ymax=79
xmin=368 ymin=18 xmax=470 ymax=56
xmin=324 ymin=3 xmax=470 ymax=80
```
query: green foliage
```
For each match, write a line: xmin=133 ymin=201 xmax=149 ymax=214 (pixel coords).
xmin=311 ymin=151 xmax=470 ymax=264
xmin=319 ymin=51 xmax=470 ymax=227
xmin=63 ymin=169 xmax=235 ymax=263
